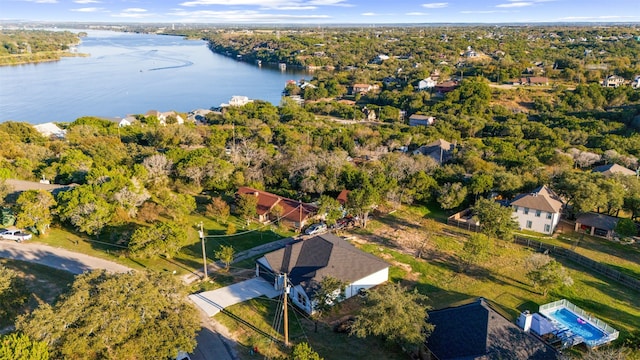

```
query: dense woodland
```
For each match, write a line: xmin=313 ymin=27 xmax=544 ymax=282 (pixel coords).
xmin=0 ymin=30 xmax=82 ymax=65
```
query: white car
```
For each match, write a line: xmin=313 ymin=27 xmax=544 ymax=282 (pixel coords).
xmin=0 ymin=229 xmax=33 ymax=242
xmin=304 ymin=223 xmax=327 ymax=235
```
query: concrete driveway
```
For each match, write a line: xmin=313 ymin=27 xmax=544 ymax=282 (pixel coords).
xmin=189 ymin=277 xmax=281 ymax=316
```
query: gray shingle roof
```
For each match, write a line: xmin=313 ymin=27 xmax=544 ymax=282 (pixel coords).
xmin=511 ymin=186 xmax=563 ymax=213
xmin=576 ymin=212 xmax=620 ymax=231
xmin=261 ymin=233 xmax=389 ymax=296
xmin=427 ymin=298 xmax=557 ymax=360
xmin=592 ymin=163 xmax=636 ymax=176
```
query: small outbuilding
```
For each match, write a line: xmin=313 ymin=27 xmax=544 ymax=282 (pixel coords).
xmin=574 ymin=212 xmax=619 ymax=238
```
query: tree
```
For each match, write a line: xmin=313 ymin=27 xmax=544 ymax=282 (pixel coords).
xmin=346 ymin=180 xmax=379 ymax=228
xmin=311 ymin=276 xmax=346 ymax=332
xmin=350 ymin=282 xmax=434 ymax=352
xmin=16 ymin=270 xmax=200 ymax=360
xmin=271 ymin=203 xmax=284 ymax=225
xmin=56 ymin=185 xmax=113 ymax=236
xmin=0 ymin=178 xmax=13 ymax=206
xmin=214 ymin=245 xmax=235 ymax=271
xmin=437 ymin=182 xmax=467 ymax=210
xmin=142 ymin=154 xmax=173 ymax=188
xmin=472 ymin=198 xmax=518 ymax=241
xmin=615 ymin=218 xmax=637 ymax=238
xmin=525 ymin=254 xmax=573 ymax=296
xmin=237 ymin=193 xmax=258 ymax=226
xmin=0 ymin=266 xmax=28 ymax=327
xmin=129 ymin=221 xmax=189 ymax=259
xmin=317 ymin=195 xmax=343 ymax=226
xmin=205 ymin=197 xmax=230 ymax=224
xmin=15 ymin=190 xmax=56 ymax=235
xmin=459 ymin=233 xmax=492 ymax=272
xmin=289 ymin=342 xmax=323 ymax=360
xmin=0 ymin=332 xmax=49 ymax=360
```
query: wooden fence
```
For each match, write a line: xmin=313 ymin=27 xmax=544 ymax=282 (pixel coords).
xmin=513 ymin=236 xmax=640 ymax=292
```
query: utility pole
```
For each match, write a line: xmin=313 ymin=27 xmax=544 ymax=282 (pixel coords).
xmin=283 ymin=273 xmax=289 ymax=347
xmin=199 ymin=221 xmax=208 ymax=281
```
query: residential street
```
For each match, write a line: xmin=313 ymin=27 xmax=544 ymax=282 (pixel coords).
xmin=0 ymin=240 xmax=236 ymax=360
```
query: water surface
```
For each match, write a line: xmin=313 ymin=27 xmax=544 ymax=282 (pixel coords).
xmin=0 ymin=30 xmax=307 ymax=124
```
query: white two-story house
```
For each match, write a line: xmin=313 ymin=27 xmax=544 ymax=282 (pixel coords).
xmin=510 ymin=186 xmax=563 ymax=235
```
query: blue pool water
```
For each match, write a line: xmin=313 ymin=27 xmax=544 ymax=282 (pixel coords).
xmin=547 ymin=308 xmax=607 ymax=343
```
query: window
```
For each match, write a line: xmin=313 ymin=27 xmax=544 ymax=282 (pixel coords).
xmin=544 ymin=224 xmax=551 ymax=233
xmin=513 ymin=206 xmax=519 ymax=212
xmin=546 ymin=213 xmax=553 ymax=219
xmin=297 ymin=292 xmax=307 ymax=307
xmin=524 ymin=208 xmax=529 ymax=215
xmin=535 ymin=210 xmax=541 ymax=217
xmin=526 ymin=220 xmax=532 ymax=229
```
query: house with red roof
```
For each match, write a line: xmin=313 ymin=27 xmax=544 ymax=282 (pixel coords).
xmin=236 ymin=187 xmax=317 ymax=230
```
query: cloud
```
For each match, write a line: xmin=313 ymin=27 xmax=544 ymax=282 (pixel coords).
xmin=71 ymin=7 xmax=105 ymax=12
xmin=361 ymin=12 xmax=377 ymax=16
xmin=73 ymin=0 xmax=100 ymax=3
xmin=167 ymin=9 xmax=330 ymax=23
xmin=496 ymin=2 xmax=532 ymax=8
xmin=112 ymin=8 xmax=155 ymax=18
xmin=460 ymin=10 xmax=509 ymax=14
xmin=179 ymin=0 xmax=351 ymax=8
xmin=22 ymin=0 xmax=58 ymax=3
xmin=421 ymin=2 xmax=447 ymax=8
xmin=406 ymin=12 xmax=429 ymax=16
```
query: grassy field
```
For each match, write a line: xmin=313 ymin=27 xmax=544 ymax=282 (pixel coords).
xmin=29 ymin=214 xmax=295 ymax=277
xmin=216 ymin=296 xmax=407 ymax=360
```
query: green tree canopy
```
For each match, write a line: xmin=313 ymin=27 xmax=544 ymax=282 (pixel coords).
xmin=56 ymin=185 xmax=113 ymax=236
xmin=17 ymin=270 xmax=200 ymax=360
xmin=525 ymin=254 xmax=573 ymax=296
xmin=472 ymin=197 xmax=518 ymax=241
xmin=15 ymin=190 xmax=56 ymax=235
xmin=350 ymin=282 xmax=433 ymax=352
xmin=0 ymin=332 xmax=49 ymax=360
xmin=129 ymin=221 xmax=189 ymax=259
xmin=214 ymin=245 xmax=235 ymax=271
xmin=459 ymin=233 xmax=492 ymax=272
xmin=237 ymin=193 xmax=258 ymax=225
xmin=0 ymin=266 xmax=29 ymax=328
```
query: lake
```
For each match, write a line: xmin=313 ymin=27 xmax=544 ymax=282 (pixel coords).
xmin=0 ymin=30 xmax=308 ymax=124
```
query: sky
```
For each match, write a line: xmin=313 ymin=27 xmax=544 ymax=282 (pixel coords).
xmin=1 ymin=0 xmax=639 ymax=24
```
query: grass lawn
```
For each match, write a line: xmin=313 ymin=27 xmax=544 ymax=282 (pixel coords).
xmin=216 ymin=296 xmax=407 ymax=360
xmin=349 ymin=211 xmax=640 ymax=349
xmin=28 ymin=214 xmax=295 ymax=277
xmin=523 ymin=230 xmax=640 ymax=279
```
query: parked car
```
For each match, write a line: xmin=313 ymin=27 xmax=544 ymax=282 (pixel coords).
xmin=304 ymin=223 xmax=327 ymax=235
xmin=0 ymin=228 xmax=33 ymax=242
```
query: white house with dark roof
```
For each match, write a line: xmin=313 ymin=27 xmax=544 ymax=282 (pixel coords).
xmin=255 ymin=233 xmax=389 ymax=314
xmin=511 ymin=186 xmax=563 ymax=235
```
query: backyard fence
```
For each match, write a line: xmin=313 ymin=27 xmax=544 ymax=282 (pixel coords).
xmin=446 ymin=218 xmax=480 ymax=232
xmin=513 ymin=236 xmax=640 ymax=292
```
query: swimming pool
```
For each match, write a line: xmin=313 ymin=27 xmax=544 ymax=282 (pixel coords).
xmin=545 ymin=308 xmax=607 ymax=345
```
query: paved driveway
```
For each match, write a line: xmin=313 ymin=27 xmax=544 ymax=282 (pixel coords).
xmin=189 ymin=277 xmax=281 ymax=316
